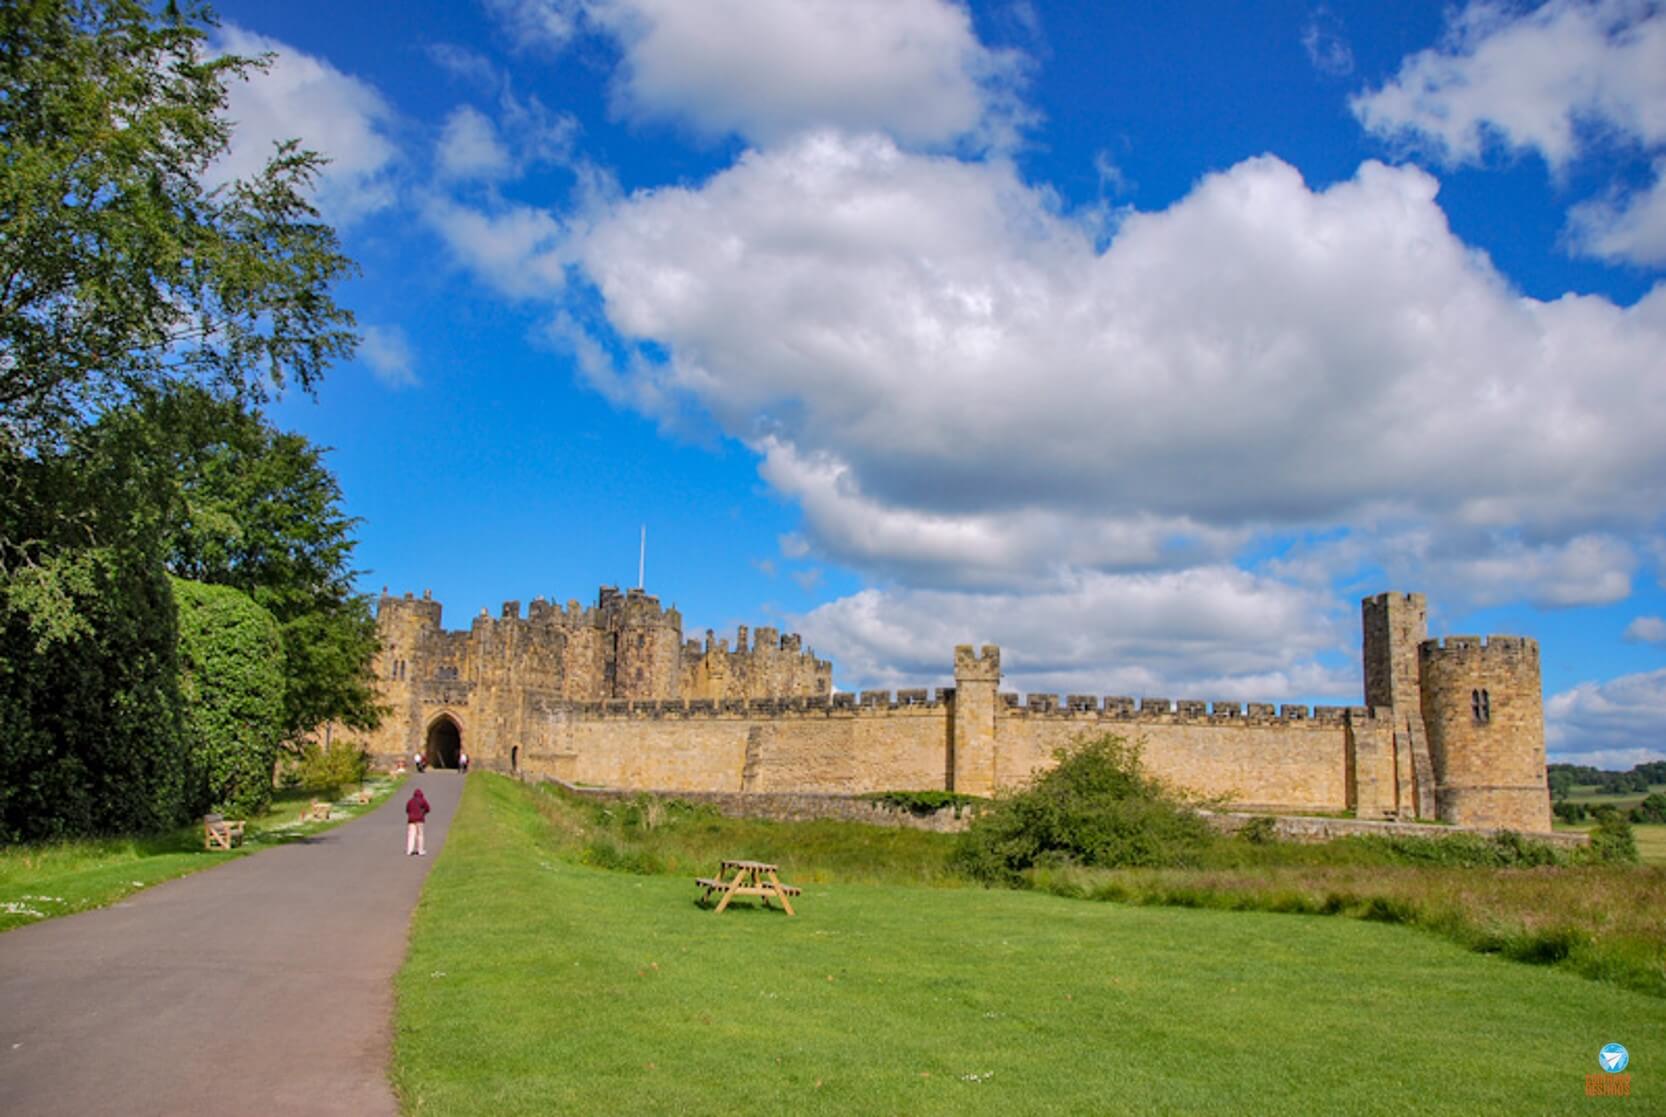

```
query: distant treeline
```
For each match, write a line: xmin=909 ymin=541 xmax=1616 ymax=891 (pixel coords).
xmin=1546 ymin=761 xmax=1666 ymax=799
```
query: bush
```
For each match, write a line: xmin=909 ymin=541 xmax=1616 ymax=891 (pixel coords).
xmin=296 ymin=741 xmax=370 ymax=800
xmin=1629 ymin=792 xmax=1666 ymax=824
xmin=173 ymin=578 xmax=285 ymax=818
xmin=861 ymin=790 xmax=985 ymax=817
xmin=1237 ymin=815 xmax=1278 ymax=844
xmin=1552 ymin=799 xmax=1588 ymax=823
xmin=952 ymin=734 xmax=1213 ymax=884
xmin=1584 ymin=813 xmax=1639 ymax=865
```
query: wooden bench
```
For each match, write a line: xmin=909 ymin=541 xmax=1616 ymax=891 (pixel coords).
xmin=696 ymin=860 xmax=802 ymax=915
xmin=202 ymin=815 xmax=246 ymax=851
xmin=303 ymin=801 xmax=333 ymax=822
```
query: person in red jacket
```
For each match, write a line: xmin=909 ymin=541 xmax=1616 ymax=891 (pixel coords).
xmin=405 ymin=788 xmax=431 ymax=856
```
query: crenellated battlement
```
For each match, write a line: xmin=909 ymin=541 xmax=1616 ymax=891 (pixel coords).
xmin=989 ymin=694 xmax=1379 ymax=725
xmin=1419 ymin=634 xmax=1538 ymax=661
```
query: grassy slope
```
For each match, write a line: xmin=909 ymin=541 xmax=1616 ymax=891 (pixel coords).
xmin=395 ymin=775 xmax=1662 ymax=1116
xmin=0 ymin=776 xmax=404 ymax=932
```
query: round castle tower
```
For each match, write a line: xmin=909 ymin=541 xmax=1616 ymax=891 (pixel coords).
xmin=1418 ymin=635 xmax=1550 ymax=832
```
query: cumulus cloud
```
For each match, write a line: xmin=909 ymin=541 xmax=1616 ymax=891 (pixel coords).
xmin=792 ymin=567 xmax=1353 ymax=697
xmin=1351 ymin=0 xmax=1666 ymax=265
xmin=563 ymin=133 xmax=1666 ymax=594
xmin=1547 ymin=668 xmax=1666 ymax=765
xmin=1352 ymin=0 xmax=1666 ymax=167
xmin=479 ymin=0 xmax=1026 ymax=148
xmin=359 ymin=325 xmax=419 ymax=388
xmin=1624 ymin=615 xmax=1666 ymax=643
xmin=212 ymin=25 xmax=400 ymax=223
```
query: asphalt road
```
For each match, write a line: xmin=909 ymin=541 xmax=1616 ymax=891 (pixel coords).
xmin=0 ymin=772 xmax=464 ymax=1117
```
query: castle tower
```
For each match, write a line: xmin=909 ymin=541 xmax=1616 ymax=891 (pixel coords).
xmin=1360 ymin=593 xmax=1437 ymax=819
xmin=612 ymin=587 xmax=682 ymax=700
xmin=369 ymin=591 xmax=444 ymax=762
xmin=952 ymin=645 xmax=1001 ymax=797
xmin=1418 ymin=636 xmax=1550 ymax=832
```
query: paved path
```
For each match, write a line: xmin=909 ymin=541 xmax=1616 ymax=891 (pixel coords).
xmin=0 ymin=772 xmax=465 ymax=1117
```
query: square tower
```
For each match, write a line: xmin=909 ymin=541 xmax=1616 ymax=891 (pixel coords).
xmin=1362 ymin=592 xmax=1427 ymax=710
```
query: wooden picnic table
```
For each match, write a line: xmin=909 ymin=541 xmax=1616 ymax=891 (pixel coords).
xmin=695 ymin=859 xmax=801 ymax=916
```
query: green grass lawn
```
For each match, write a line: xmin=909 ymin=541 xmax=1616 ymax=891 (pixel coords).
xmin=0 ymin=775 xmax=405 ymax=932
xmin=395 ymin=775 xmax=1662 ymax=1116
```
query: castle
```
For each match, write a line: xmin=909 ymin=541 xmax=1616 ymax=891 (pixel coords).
xmin=363 ymin=587 xmax=1552 ymax=833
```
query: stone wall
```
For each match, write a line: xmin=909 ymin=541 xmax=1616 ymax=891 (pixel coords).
xmin=992 ymin=699 xmax=1356 ymax=814
xmin=359 ymin=587 xmax=1554 ymax=835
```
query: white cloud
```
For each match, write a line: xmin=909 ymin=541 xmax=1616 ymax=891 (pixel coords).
xmin=1547 ymin=668 xmax=1666 ymax=764
xmin=1624 ymin=615 xmax=1666 ymax=643
xmin=360 ymin=325 xmax=418 ymax=388
xmin=479 ymin=0 xmax=1026 ymax=148
xmin=484 ymin=0 xmax=583 ymax=52
xmin=438 ymin=106 xmax=514 ymax=181
xmin=1567 ymin=158 xmax=1666 ymax=265
xmin=212 ymin=25 xmax=400 ymax=223
xmin=1351 ymin=0 xmax=1666 ymax=266
xmin=565 ymin=133 xmax=1666 ymax=594
xmin=422 ymin=196 xmax=568 ymax=300
xmin=793 ymin=567 xmax=1353 ymax=697
xmin=1351 ymin=0 xmax=1666 ymax=167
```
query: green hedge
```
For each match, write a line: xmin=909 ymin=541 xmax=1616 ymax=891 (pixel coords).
xmin=172 ymin=578 xmax=285 ymax=817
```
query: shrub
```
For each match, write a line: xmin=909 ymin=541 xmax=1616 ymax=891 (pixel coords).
xmin=1584 ymin=813 xmax=1639 ymax=865
xmin=1237 ymin=815 xmax=1278 ymax=844
xmin=173 ymin=578 xmax=285 ymax=818
xmin=952 ymin=734 xmax=1213 ymax=884
xmin=1629 ymin=792 xmax=1666 ymax=825
xmin=1552 ymin=799 xmax=1588 ymax=824
xmin=861 ymin=790 xmax=985 ymax=817
xmin=296 ymin=741 xmax=370 ymax=800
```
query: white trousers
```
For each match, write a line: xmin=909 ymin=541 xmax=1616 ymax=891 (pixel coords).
xmin=406 ymin=821 xmax=425 ymax=855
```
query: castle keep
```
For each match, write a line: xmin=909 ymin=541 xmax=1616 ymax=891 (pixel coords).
xmin=365 ymin=588 xmax=1552 ymax=833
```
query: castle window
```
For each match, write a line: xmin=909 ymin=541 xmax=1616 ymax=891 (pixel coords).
xmin=1471 ymin=688 xmax=1490 ymax=724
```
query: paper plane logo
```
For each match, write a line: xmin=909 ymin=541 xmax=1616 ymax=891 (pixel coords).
xmin=1599 ymin=1044 xmax=1629 ymax=1074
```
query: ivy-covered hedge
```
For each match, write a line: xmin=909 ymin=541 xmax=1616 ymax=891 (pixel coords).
xmin=173 ymin=577 xmax=285 ymax=818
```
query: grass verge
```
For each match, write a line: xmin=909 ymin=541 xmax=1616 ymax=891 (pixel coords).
xmin=0 ymin=775 xmax=405 ymax=931
xmin=395 ymin=774 xmax=1663 ymax=1116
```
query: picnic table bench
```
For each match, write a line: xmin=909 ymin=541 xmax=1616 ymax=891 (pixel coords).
xmin=696 ymin=859 xmax=801 ymax=916
xmin=202 ymin=814 xmax=246 ymax=851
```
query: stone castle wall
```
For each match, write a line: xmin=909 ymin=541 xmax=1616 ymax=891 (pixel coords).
xmin=359 ymin=588 xmax=1556 ymax=834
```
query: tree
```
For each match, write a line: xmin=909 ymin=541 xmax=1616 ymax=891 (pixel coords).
xmin=173 ymin=577 xmax=284 ymax=817
xmin=92 ymin=388 xmax=381 ymax=741
xmin=0 ymin=0 xmax=356 ymax=448
xmin=0 ymin=1 xmax=363 ymax=838
xmin=0 ymin=432 xmax=186 ymax=841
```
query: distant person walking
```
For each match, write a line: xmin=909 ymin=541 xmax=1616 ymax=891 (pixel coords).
xmin=413 ymin=752 xmax=426 ymax=773
xmin=459 ymin=750 xmax=469 ymax=775
xmin=405 ymin=788 xmax=431 ymax=856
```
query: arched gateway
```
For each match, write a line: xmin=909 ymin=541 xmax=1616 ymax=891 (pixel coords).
xmin=424 ymin=714 xmax=462 ymax=770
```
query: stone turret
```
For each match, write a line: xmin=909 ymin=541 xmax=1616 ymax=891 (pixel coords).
xmin=952 ymin=644 xmax=1001 ymax=796
xmin=1419 ymin=636 xmax=1550 ymax=832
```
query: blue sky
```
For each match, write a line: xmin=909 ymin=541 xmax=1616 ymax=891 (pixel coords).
xmin=209 ymin=0 xmax=1666 ymax=767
